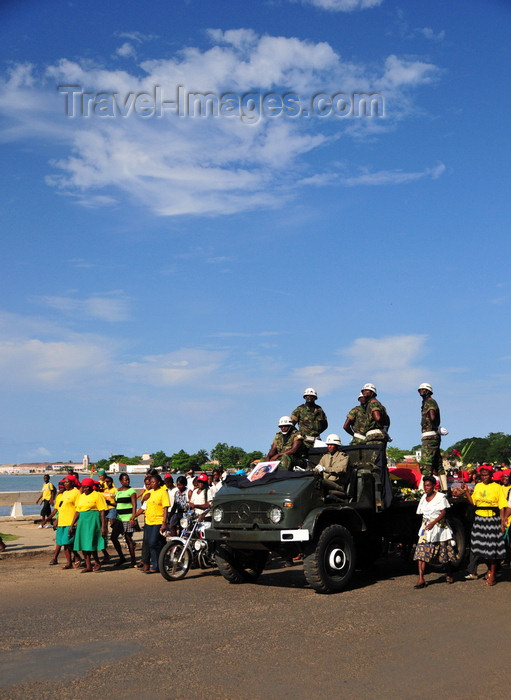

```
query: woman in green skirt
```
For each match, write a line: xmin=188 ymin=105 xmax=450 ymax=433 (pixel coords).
xmin=69 ymin=478 xmax=108 ymax=573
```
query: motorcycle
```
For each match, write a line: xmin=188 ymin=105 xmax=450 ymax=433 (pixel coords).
xmin=158 ymin=508 xmax=216 ymax=581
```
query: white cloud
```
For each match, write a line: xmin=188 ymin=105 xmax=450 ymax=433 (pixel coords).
xmin=209 ymin=331 xmax=281 ymax=338
xmin=34 ymin=447 xmax=51 ymax=457
xmin=121 ymin=349 xmax=227 ymax=386
xmin=115 ymin=31 xmax=158 ymax=44
xmin=420 ymin=27 xmax=445 ymax=42
xmin=300 ymin=0 xmax=384 ymax=11
xmin=0 ymin=337 xmax=112 ymax=389
xmin=292 ymin=334 xmax=429 ymax=395
xmin=115 ymin=42 xmax=137 ymax=59
xmin=0 ymin=31 xmax=442 ymax=218
xmin=38 ymin=292 xmax=131 ymax=322
xmin=375 ymin=55 xmax=439 ymax=90
xmin=340 ymin=162 xmax=445 ymax=186
xmin=0 ymin=308 xmax=476 ymax=433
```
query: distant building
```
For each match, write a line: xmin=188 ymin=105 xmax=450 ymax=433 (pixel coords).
xmin=16 ymin=463 xmax=53 ymax=473
xmin=0 ymin=464 xmax=19 ymax=473
xmin=110 ymin=462 xmax=127 ymax=473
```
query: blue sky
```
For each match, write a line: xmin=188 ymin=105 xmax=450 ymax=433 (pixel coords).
xmin=0 ymin=0 xmax=508 ymax=463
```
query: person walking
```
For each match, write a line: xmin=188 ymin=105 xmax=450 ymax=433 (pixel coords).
xmin=111 ymin=472 xmax=138 ymax=567
xmin=36 ymin=474 xmax=56 ymax=528
xmin=132 ymin=474 xmax=152 ymax=571
xmin=69 ymin=478 xmax=108 ymax=573
xmin=49 ymin=476 xmax=81 ymax=569
xmin=143 ymin=475 xmax=170 ymax=574
xmin=462 ymin=466 xmax=507 ymax=586
xmin=413 ymin=476 xmax=456 ymax=588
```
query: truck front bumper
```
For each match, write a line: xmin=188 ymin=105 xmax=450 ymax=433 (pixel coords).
xmin=206 ymin=528 xmax=310 ymax=544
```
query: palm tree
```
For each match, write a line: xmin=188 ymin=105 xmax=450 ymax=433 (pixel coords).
xmin=195 ymin=449 xmax=209 ymax=465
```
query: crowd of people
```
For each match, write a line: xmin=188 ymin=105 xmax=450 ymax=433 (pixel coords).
xmin=38 ymin=465 xmax=226 ymax=574
xmin=21 ymin=383 xmax=510 ymax=585
xmin=413 ymin=463 xmax=511 ymax=588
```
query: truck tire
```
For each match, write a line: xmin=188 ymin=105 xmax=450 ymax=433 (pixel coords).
xmin=215 ymin=546 xmax=269 ymax=584
xmin=429 ymin=516 xmax=467 ymax=571
xmin=355 ymin=534 xmax=383 ymax=570
xmin=303 ymin=524 xmax=356 ymax=594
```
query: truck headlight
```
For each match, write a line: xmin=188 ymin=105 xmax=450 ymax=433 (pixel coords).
xmin=212 ymin=506 xmax=223 ymax=523
xmin=268 ymin=506 xmax=283 ymax=524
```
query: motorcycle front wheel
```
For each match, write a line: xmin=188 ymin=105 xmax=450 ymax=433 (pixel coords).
xmin=159 ymin=540 xmax=192 ymax=581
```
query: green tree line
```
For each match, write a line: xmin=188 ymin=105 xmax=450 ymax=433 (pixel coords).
xmin=95 ymin=443 xmax=264 ymax=472
xmin=387 ymin=432 xmax=510 ymax=465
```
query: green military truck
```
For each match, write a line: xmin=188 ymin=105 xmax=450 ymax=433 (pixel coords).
xmin=206 ymin=444 xmax=469 ymax=594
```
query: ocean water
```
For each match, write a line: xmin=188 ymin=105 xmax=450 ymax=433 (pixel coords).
xmin=0 ymin=473 xmax=148 ymax=517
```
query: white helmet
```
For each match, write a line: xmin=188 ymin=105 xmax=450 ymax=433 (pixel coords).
xmin=358 ymin=393 xmax=364 ymax=400
xmin=278 ymin=415 xmax=294 ymax=427
xmin=303 ymin=387 xmax=318 ymax=399
xmin=361 ymin=383 xmax=377 ymax=395
xmin=325 ymin=433 xmax=342 ymax=447
xmin=418 ymin=383 xmax=433 ymax=393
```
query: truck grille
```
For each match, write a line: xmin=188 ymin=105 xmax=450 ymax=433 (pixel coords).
xmin=220 ymin=500 xmax=273 ymax=526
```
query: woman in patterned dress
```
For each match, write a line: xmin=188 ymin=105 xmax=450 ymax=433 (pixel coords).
xmin=414 ymin=476 xmax=456 ymax=588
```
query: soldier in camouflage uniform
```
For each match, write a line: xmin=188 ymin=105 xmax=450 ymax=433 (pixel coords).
xmin=361 ymin=383 xmax=390 ymax=445
xmin=343 ymin=393 xmax=368 ymax=444
xmin=290 ymin=388 xmax=328 ymax=449
xmin=266 ymin=416 xmax=307 ymax=471
xmin=418 ymin=383 xmax=445 ymax=479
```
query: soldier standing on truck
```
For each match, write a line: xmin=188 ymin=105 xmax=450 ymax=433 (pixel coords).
xmin=290 ymin=387 xmax=328 ymax=449
xmin=362 ymin=383 xmax=390 ymax=444
xmin=343 ymin=393 xmax=368 ymax=444
xmin=266 ymin=416 xmax=307 ymax=471
xmin=418 ymin=383 xmax=447 ymax=490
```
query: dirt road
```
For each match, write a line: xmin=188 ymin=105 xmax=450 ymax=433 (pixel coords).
xmin=1 ymin=554 xmax=509 ymax=699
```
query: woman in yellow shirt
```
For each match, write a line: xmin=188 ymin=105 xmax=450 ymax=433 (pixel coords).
xmin=143 ymin=475 xmax=170 ymax=574
xmin=102 ymin=476 xmax=118 ymax=527
xmin=463 ymin=466 xmax=507 ymax=586
xmin=69 ymin=478 xmax=108 ymax=573
xmin=48 ymin=477 xmax=81 ymax=569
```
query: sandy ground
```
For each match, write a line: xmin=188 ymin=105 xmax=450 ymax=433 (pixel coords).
xmin=0 ymin=552 xmax=509 ymax=700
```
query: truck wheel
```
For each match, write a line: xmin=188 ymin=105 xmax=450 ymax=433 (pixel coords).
xmin=356 ymin=534 xmax=383 ymax=570
xmin=430 ymin=516 xmax=467 ymax=571
xmin=215 ymin=546 xmax=268 ymax=584
xmin=303 ymin=524 xmax=356 ymax=594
